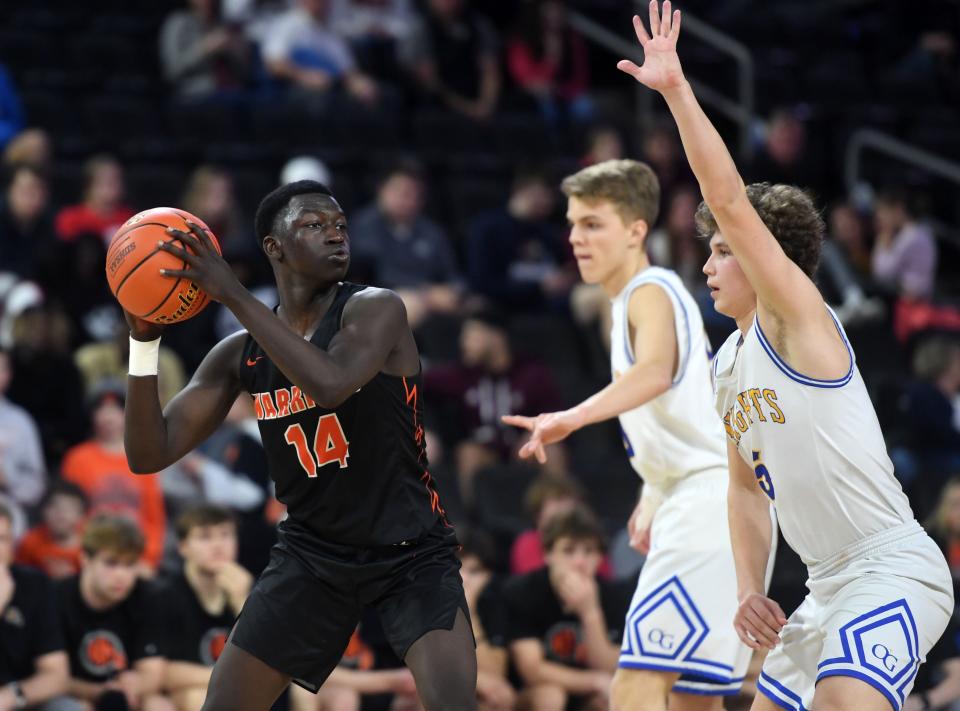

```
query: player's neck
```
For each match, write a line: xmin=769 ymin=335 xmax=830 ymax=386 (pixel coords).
xmin=601 ymin=253 xmax=650 ymax=298
xmin=276 ymin=278 xmax=340 ymax=337
xmin=736 ymin=308 xmax=757 ymax=336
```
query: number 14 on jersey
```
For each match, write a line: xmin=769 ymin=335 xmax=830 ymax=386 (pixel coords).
xmin=284 ymin=414 xmax=350 ymax=477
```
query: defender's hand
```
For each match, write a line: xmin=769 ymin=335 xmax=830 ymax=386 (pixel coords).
xmin=734 ymin=592 xmax=787 ymax=650
xmin=617 ymin=1 xmax=686 ymax=94
xmin=158 ymin=221 xmax=243 ymax=305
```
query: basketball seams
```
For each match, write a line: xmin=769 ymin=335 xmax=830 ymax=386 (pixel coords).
xmin=107 ymin=208 xmax=221 ymax=323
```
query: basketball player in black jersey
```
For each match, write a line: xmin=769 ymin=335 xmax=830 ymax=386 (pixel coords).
xmin=120 ymin=181 xmax=477 ymax=711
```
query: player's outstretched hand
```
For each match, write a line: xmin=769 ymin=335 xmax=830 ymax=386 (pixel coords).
xmin=616 ymin=0 xmax=686 ymax=94
xmin=501 ymin=409 xmax=585 ymax=464
xmin=157 ymin=221 xmax=243 ymax=304
xmin=734 ymin=592 xmax=787 ymax=650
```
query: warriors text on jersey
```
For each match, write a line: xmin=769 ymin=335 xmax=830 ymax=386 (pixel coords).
xmin=713 ymin=308 xmax=914 ymax=565
xmin=237 ymin=282 xmax=444 ymax=546
xmin=610 ymin=267 xmax=727 ymax=489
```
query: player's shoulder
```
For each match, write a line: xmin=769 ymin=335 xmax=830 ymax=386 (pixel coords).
xmin=198 ymin=330 xmax=249 ymax=372
xmin=343 ymin=285 xmax=407 ymax=318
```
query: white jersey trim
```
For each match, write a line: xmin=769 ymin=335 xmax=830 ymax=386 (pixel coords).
xmin=621 ymin=274 xmax=691 ymax=386
xmin=753 ymin=309 xmax=854 ymax=389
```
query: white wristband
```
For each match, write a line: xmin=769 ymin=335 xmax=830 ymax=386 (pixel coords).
xmin=128 ymin=337 xmax=161 ymax=377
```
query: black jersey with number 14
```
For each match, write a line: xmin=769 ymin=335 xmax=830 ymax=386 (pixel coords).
xmin=237 ymin=282 xmax=444 ymax=546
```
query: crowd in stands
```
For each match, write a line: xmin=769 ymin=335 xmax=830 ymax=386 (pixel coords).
xmin=0 ymin=0 xmax=959 ymax=709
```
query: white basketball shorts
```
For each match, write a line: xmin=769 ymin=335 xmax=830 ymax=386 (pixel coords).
xmin=757 ymin=520 xmax=953 ymax=711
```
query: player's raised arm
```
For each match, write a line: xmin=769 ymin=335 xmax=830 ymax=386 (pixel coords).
xmin=124 ymin=314 xmax=243 ymax=473
xmin=618 ymin=1 xmax=823 ymax=325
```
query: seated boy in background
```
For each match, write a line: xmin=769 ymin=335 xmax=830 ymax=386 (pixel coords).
xmin=57 ymin=514 xmax=169 ymax=711
xmin=159 ymin=505 xmax=252 ymax=711
xmin=504 ymin=507 xmax=631 ymax=711
xmin=16 ymin=480 xmax=89 ymax=579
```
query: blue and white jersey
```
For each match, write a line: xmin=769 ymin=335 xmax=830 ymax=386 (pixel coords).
xmin=610 ymin=267 xmax=726 ymax=490
xmin=713 ymin=307 xmax=914 ymax=566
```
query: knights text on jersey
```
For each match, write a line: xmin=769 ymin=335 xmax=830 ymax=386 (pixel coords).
xmin=712 ymin=308 xmax=913 ymax=565
xmin=237 ymin=283 xmax=444 ymax=546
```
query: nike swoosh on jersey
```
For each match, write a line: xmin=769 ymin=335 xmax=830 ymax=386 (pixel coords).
xmin=246 ymin=356 xmax=264 ymax=366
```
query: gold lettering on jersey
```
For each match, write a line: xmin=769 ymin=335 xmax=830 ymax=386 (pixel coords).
xmin=722 ymin=387 xmax=785 ymax=444
xmin=253 ymin=387 xmax=318 ymax=420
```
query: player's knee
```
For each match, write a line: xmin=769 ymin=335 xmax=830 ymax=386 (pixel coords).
xmin=611 ymin=668 xmax=672 ymax=710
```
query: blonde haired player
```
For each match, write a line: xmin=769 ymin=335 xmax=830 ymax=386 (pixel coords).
xmin=617 ymin=3 xmax=953 ymax=710
xmin=503 ymin=158 xmax=773 ymax=710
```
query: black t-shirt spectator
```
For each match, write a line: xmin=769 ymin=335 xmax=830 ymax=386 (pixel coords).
xmin=56 ymin=576 xmax=164 ymax=682
xmin=0 ymin=565 xmax=64 ymax=684
xmin=157 ymin=573 xmax=234 ymax=667
xmin=476 ymin=575 xmax=509 ymax=649
xmin=503 ymin=568 xmax=632 ymax=668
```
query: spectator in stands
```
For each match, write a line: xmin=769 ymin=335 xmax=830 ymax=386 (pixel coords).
xmin=160 ymin=506 xmax=252 ymax=711
xmin=0 ymin=163 xmax=57 ymax=280
xmin=279 ymin=155 xmax=333 ymax=188
xmin=60 ymin=383 xmax=166 ymax=571
xmin=350 ymin=159 xmax=461 ymax=327
xmin=262 ymin=0 xmax=380 ymax=108
xmin=0 ymin=65 xmax=25 ymax=151
xmin=904 ymin=335 xmax=960 ymax=480
xmin=0 ymin=346 xmax=47 ymax=519
xmin=747 ymin=108 xmax=818 ymax=189
xmin=180 ymin=166 xmax=253 ymax=257
xmin=457 ymin=528 xmax=515 ymax=711
xmin=194 ymin=394 xmax=275 ymax=575
xmin=400 ymin=0 xmax=501 ymax=121
xmin=507 ymin=0 xmax=593 ymax=126
xmin=504 ymin=506 xmax=630 ymax=711
xmin=75 ymin=312 xmax=187 ymax=407
xmin=57 ymin=515 xmax=167 ymax=710
xmin=424 ymin=308 xmax=564 ymax=502
xmin=466 ymin=167 xmax=573 ymax=311
xmin=2 ymin=128 xmax=52 ymax=171
xmin=640 ymin=123 xmax=690 ymax=209
xmin=329 ymin=0 xmax=417 ymax=80
xmin=0 ymin=501 xmax=70 ymax=710
xmin=511 ymin=474 xmax=612 ymax=577
xmin=580 ymin=125 xmax=625 ymax=167
xmin=159 ymin=0 xmax=251 ymax=99
xmin=55 ymin=155 xmax=135 ymax=245
xmin=872 ymin=188 xmax=938 ymax=300
xmin=645 ymin=184 xmax=705 ymax=292
xmin=16 ymin=481 xmax=88 ymax=579
xmin=4 ymin=296 xmax=88 ymax=467
xmin=928 ymin=476 xmax=960 ymax=588
xmin=819 ymin=201 xmax=883 ymax=325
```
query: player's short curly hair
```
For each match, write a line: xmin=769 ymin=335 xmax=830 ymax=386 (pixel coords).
xmin=255 ymin=180 xmax=334 ymax=242
xmin=561 ymin=159 xmax=660 ymax=227
xmin=695 ymin=182 xmax=825 ymax=278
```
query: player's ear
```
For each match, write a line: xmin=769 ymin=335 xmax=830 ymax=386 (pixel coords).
xmin=629 ymin=218 xmax=649 ymax=250
xmin=262 ymin=234 xmax=282 ymax=261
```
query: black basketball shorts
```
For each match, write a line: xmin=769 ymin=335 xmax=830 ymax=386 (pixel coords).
xmin=229 ymin=518 xmax=470 ymax=692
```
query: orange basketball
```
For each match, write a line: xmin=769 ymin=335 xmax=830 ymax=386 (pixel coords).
xmin=105 ymin=207 xmax=222 ymax=324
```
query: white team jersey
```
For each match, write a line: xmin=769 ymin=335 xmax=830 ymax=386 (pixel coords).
xmin=713 ymin=307 xmax=914 ymax=566
xmin=611 ymin=267 xmax=727 ymax=489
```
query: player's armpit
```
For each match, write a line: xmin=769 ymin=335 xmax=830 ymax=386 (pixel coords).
xmin=125 ymin=331 xmax=244 ymax=473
